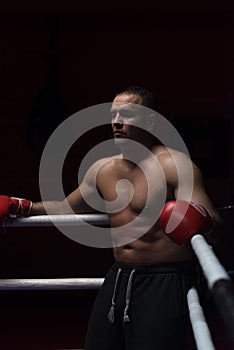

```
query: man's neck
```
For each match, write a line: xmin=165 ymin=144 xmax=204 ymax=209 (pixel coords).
xmin=119 ymin=140 xmax=158 ymax=164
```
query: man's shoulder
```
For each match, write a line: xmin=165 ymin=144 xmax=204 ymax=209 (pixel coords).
xmin=83 ymin=154 xmax=122 ymax=186
xmin=93 ymin=154 xmax=122 ymax=172
xmin=153 ymin=146 xmax=195 ymax=179
xmin=154 ymin=146 xmax=190 ymax=163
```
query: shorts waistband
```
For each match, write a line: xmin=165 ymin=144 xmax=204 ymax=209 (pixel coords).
xmin=112 ymin=260 xmax=196 ymax=274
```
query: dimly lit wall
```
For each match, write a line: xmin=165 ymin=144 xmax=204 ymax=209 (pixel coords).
xmin=0 ymin=3 xmax=234 ymax=348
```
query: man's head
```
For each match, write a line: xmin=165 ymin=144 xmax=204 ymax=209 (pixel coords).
xmin=115 ymin=86 xmax=157 ymax=111
xmin=111 ymin=86 xmax=157 ymax=149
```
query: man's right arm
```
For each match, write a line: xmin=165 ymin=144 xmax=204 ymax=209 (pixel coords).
xmin=1 ymin=159 xmax=105 ymax=218
xmin=31 ymin=189 xmax=98 ymax=215
xmin=32 ymin=159 xmax=105 ymax=215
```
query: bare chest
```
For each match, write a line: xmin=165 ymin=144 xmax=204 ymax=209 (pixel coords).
xmin=98 ymin=162 xmax=169 ymax=214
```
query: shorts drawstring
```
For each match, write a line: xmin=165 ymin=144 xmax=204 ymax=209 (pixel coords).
xmin=123 ymin=269 xmax=135 ymax=322
xmin=107 ymin=268 xmax=122 ymax=324
xmin=107 ymin=268 xmax=135 ymax=324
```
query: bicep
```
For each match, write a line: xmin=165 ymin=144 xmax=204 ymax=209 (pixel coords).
xmin=64 ymin=186 xmax=97 ymax=213
xmin=163 ymin=152 xmax=217 ymax=213
xmin=174 ymin=161 xmax=220 ymax=223
xmin=64 ymin=162 xmax=105 ymax=214
xmin=175 ymin=164 xmax=210 ymax=205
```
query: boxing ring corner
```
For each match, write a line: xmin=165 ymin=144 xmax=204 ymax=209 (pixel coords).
xmin=2 ymin=214 xmax=234 ymax=350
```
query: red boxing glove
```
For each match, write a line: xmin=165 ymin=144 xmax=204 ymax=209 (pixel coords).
xmin=0 ymin=195 xmax=32 ymax=221
xmin=160 ymin=200 xmax=214 ymax=245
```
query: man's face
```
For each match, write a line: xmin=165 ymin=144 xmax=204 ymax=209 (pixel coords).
xmin=111 ymin=93 xmax=148 ymax=146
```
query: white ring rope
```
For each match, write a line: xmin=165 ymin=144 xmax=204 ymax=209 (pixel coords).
xmin=0 ymin=278 xmax=104 ymax=290
xmin=2 ymin=214 xmax=109 ymax=227
xmin=190 ymin=234 xmax=230 ymax=288
xmin=187 ymin=287 xmax=215 ymax=350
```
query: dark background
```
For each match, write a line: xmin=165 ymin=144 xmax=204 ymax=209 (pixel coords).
xmin=0 ymin=1 xmax=234 ymax=349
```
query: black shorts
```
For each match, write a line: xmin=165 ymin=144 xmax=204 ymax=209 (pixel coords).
xmin=85 ymin=260 xmax=196 ymax=350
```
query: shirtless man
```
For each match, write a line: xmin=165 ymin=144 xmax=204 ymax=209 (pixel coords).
xmin=0 ymin=86 xmax=219 ymax=349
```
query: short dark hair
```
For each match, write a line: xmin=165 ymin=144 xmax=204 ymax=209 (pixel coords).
xmin=116 ymin=85 xmax=157 ymax=111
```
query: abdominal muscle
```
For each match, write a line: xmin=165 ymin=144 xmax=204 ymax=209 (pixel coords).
xmin=111 ymin=214 xmax=194 ymax=264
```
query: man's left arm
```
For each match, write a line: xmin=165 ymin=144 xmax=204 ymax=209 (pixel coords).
xmin=161 ymin=153 xmax=222 ymax=245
